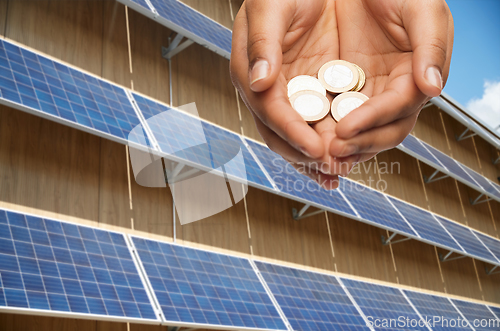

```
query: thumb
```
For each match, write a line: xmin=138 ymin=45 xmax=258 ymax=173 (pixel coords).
xmin=246 ymin=0 xmax=293 ymax=92
xmin=404 ymin=0 xmax=453 ymax=97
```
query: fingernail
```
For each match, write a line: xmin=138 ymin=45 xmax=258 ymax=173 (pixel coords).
xmin=341 ymin=145 xmax=358 ymax=157
xmin=250 ymin=60 xmax=270 ymax=86
xmin=425 ymin=66 xmax=443 ymax=91
xmin=300 ymin=147 xmax=313 ymax=159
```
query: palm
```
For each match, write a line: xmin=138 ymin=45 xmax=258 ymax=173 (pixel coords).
xmin=336 ymin=0 xmax=427 ymax=118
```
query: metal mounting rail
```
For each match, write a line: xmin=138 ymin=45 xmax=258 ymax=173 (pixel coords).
xmin=470 ymin=193 xmax=493 ymax=205
xmin=381 ymin=232 xmax=412 ymax=246
xmin=456 ymin=127 xmax=478 ymax=141
xmin=486 ymin=265 xmax=500 ymax=276
xmin=292 ymin=204 xmax=325 ymax=220
xmin=162 ymin=33 xmax=195 ymax=59
xmin=423 ymin=169 xmax=450 ymax=184
xmin=439 ymin=250 xmax=467 ymax=262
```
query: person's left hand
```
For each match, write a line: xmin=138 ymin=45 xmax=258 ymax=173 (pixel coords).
xmin=329 ymin=0 xmax=454 ymax=161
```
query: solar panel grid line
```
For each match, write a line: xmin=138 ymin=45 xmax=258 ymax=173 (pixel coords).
xmin=335 ymin=187 xmax=361 ymax=218
xmin=486 ymin=306 xmax=500 ymax=322
xmin=240 ymin=137 xmax=279 ymax=191
xmin=143 ymin=0 xmax=159 ymax=14
xmin=125 ymin=90 xmax=161 ymax=152
xmin=398 ymin=289 xmax=433 ymax=331
xmin=0 ymin=208 xmax=161 ymax=324
xmin=383 ymin=195 xmax=422 ymax=239
xmin=130 ymin=235 xmax=289 ymax=331
xmin=124 ymin=235 xmax=166 ymax=323
xmin=247 ymin=261 xmax=293 ymax=331
xmin=0 ymin=39 xmax=149 ymax=152
xmin=335 ymin=277 xmax=376 ymax=331
xmin=396 ymin=135 xmax=449 ymax=172
xmin=416 ymin=136 xmax=450 ymax=171
xmin=453 ymin=160 xmax=485 ymax=191
xmin=430 ymin=214 xmax=467 ymax=253
xmin=469 ymin=231 xmax=500 ymax=264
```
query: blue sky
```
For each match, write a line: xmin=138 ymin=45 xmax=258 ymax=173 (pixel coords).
xmin=444 ymin=0 xmax=500 ymax=131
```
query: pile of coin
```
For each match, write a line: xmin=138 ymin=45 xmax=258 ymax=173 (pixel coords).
xmin=287 ymin=60 xmax=368 ymax=123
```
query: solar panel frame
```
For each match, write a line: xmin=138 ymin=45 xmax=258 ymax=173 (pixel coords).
xmin=0 ymin=39 xmax=152 ymax=154
xmin=470 ymin=231 xmax=500 ymax=263
xmin=0 ymin=208 xmax=162 ymax=325
xmin=129 ymin=235 xmax=289 ymax=331
xmin=117 ymin=0 xmax=232 ymax=59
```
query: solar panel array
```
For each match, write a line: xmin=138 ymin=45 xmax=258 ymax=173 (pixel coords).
xmin=0 ymin=39 xmax=148 ymax=148
xmin=130 ymin=236 xmax=288 ymax=330
xmin=119 ymin=0 xmax=500 ymax=204
xmin=0 ymin=208 xmax=159 ymax=323
xmin=2 ymin=39 xmax=500 ymax=273
xmin=2 ymin=207 xmax=500 ymax=330
xmin=119 ymin=0 xmax=232 ymax=59
xmin=398 ymin=135 xmax=500 ymax=203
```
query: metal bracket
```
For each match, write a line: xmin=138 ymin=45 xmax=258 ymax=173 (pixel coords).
xmin=486 ymin=265 xmax=500 ymax=276
xmin=456 ymin=127 xmax=477 ymax=141
xmin=470 ymin=193 xmax=493 ymax=205
xmin=423 ymin=169 xmax=449 ymax=184
xmin=493 ymin=156 xmax=500 ymax=165
xmin=292 ymin=204 xmax=324 ymax=221
xmin=381 ymin=232 xmax=412 ymax=246
xmin=167 ymin=327 xmax=179 ymax=331
xmin=162 ymin=33 xmax=194 ymax=59
xmin=439 ymin=250 xmax=467 ymax=262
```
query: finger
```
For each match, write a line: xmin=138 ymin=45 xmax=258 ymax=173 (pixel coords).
xmin=404 ymin=0 xmax=452 ymax=97
xmin=335 ymin=73 xmax=425 ymax=140
xmin=244 ymin=77 xmax=325 ymax=158
xmin=244 ymin=0 xmax=295 ymax=92
xmin=330 ymin=114 xmax=417 ymax=157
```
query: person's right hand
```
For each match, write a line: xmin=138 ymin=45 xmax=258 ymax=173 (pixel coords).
xmin=230 ymin=0 xmax=360 ymax=190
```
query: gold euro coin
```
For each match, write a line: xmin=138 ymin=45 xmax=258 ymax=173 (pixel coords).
xmin=289 ymin=90 xmax=330 ymax=123
xmin=352 ymin=64 xmax=366 ymax=92
xmin=287 ymin=75 xmax=327 ymax=98
xmin=318 ymin=60 xmax=359 ymax=94
xmin=331 ymin=92 xmax=369 ymax=122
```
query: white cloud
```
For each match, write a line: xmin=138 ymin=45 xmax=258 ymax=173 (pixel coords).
xmin=466 ymin=80 xmax=500 ymax=132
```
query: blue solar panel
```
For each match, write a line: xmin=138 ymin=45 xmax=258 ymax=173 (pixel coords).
xmin=255 ymin=261 xmax=370 ymax=331
xmin=488 ymin=306 xmax=500 ymax=322
xmin=387 ymin=197 xmax=463 ymax=252
xmin=460 ymin=166 xmax=500 ymax=200
xmin=404 ymin=291 xmax=472 ymax=331
xmin=131 ymin=93 xmax=274 ymax=190
xmin=339 ymin=179 xmax=418 ymax=236
xmin=0 ymin=209 xmax=158 ymax=322
xmin=245 ymin=139 xmax=358 ymax=218
xmin=422 ymin=143 xmax=480 ymax=189
xmin=400 ymin=135 xmax=446 ymax=170
xmin=472 ymin=232 xmax=500 ymax=263
xmin=435 ymin=216 xmax=498 ymax=263
xmin=131 ymin=236 xmax=287 ymax=330
xmin=341 ymin=278 xmax=423 ymax=330
xmin=135 ymin=0 xmax=232 ymax=57
xmin=452 ymin=299 xmax=499 ymax=331
xmin=0 ymin=40 xmax=147 ymax=147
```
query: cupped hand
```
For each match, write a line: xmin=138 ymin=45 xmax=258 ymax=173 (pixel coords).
xmin=230 ymin=0 xmax=355 ymax=190
xmin=329 ymin=0 xmax=454 ymax=158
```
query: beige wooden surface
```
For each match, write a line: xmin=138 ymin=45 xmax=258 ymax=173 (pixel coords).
xmin=0 ymin=4 xmax=498 ymax=331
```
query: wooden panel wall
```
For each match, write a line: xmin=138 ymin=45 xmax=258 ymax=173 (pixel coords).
xmin=0 ymin=2 xmax=498 ymax=330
